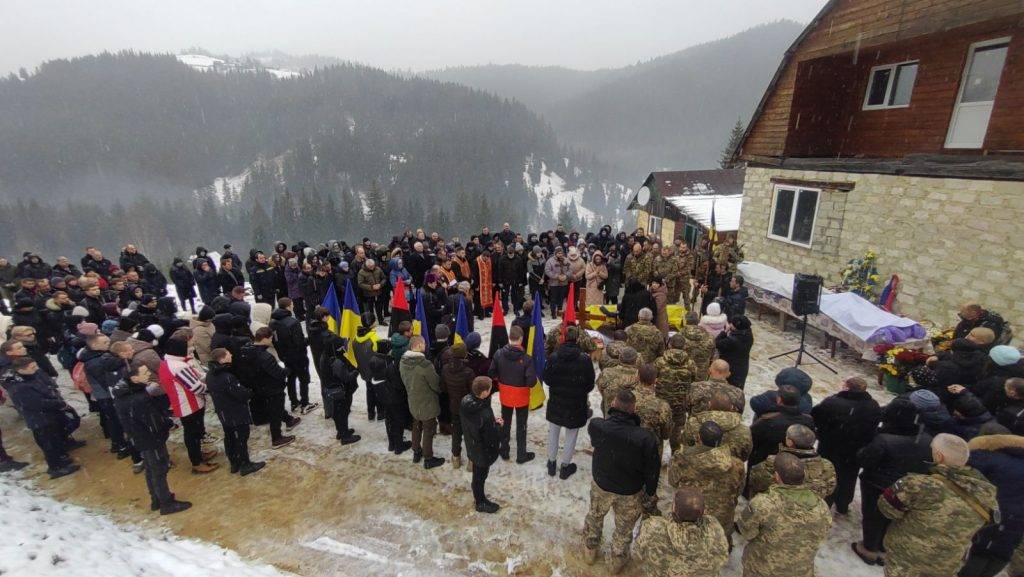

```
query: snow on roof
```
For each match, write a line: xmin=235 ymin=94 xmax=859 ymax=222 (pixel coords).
xmin=667 ymin=194 xmax=743 ymax=232
xmin=176 ymin=54 xmax=225 ymax=69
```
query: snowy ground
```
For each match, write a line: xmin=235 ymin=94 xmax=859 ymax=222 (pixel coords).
xmin=0 ymin=301 xmax=896 ymax=577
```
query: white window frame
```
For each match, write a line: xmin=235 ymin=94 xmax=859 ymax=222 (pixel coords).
xmin=862 ymin=60 xmax=919 ymax=110
xmin=945 ymin=37 xmax=1011 ymax=149
xmin=648 ymin=215 xmax=663 ymax=238
xmin=767 ymin=185 xmax=821 ymax=248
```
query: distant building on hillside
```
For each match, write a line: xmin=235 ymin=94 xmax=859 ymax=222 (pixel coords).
xmin=732 ymin=0 xmax=1024 ymax=325
xmin=627 ymin=168 xmax=745 ymax=247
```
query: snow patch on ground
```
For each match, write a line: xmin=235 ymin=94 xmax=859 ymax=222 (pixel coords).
xmin=176 ymin=54 xmax=301 ymax=80
xmin=0 ymin=478 xmax=292 ymax=577
xmin=524 ymin=160 xmax=630 ymax=230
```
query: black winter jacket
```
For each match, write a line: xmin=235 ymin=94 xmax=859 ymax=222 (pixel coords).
xmin=488 ymin=345 xmax=536 ymax=388
xmin=857 ymin=425 xmax=933 ymax=490
xmin=460 ymin=394 xmax=501 ymax=467
xmin=217 ymin=267 xmax=245 ymax=295
xmin=249 ymin=262 xmax=278 ymax=300
xmin=269 ymin=308 xmax=307 ymax=366
xmin=589 ymin=408 xmax=661 ymax=496
xmin=7 ymin=370 xmax=67 ymax=430
xmin=811 ymin=390 xmax=881 ymax=465
xmin=544 ymin=343 xmax=595 ymax=429
xmin=235 ymin=343 xmax=288 ymax=397
xmin=206 ymin=361 xmax=253 ymax=427
xmin=170 ymin=263 xmax=196 ymax=298
xmin=122 ymin=383 xmax=170 ymax=451
xmin=931 ymin=339 xmax=987 ymax=392
xmin=715 ymin=328 xmax=753 ymax=389
xmin=749 ymin=405 xmax=815 ymax=467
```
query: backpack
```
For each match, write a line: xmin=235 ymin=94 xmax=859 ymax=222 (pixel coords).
xmin=71 ymin=361 xmax=91 ymax=394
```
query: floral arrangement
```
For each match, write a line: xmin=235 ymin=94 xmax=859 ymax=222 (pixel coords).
xmin=840 ymin=249 xmax=881 ymax=299
xmin=874 ymin=344 xmax=930 ymax=378
xmin=930 ymin=327 xmax=955 ymax=352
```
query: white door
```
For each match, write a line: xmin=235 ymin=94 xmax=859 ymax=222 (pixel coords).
xmin=946 ymin=38 xmax=1011 ymax=149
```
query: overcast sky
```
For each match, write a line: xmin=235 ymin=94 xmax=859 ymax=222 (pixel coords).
xmin=5 ymin=0 xmax=826 ymax=75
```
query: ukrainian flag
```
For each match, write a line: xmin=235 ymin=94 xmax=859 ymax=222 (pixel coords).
xmin=454 ymin=295 xmax=469 ymax=345
xmin=339 ymin=279 xmax=362 ymax=368
xmin=322 ymin=281 xmax=342 ymax=333
xmin=413 ymin=288 xmax=430 ymax=342
xmin=527 ymin=291 xmax=547 ymax=410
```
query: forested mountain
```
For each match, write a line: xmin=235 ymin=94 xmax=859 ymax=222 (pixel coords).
xmin=0 ymin=51 xmax=623 ymax=262
xmin=424 ymin=21 xmax=804 ymax=177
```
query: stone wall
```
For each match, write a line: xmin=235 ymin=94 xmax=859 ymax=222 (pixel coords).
xmin=738 ymin=167 xmax=1024 ymax=329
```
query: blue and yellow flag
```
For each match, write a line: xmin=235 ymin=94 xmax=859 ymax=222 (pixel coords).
xmin=340 ymin=279 xmax=362 ymax=368
xmin=322 ymin=281 xmax=342 ymax=333
xmin=454 ymin=294 xmax=469 ymax=345
xmin=413 ymin=288 xmax=430 ymax=342
xmin=527 ymin=291 xmax=547 ymax=410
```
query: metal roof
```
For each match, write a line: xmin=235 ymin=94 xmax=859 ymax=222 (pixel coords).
xmin=666 ymin=194 xmax=744 ymax=232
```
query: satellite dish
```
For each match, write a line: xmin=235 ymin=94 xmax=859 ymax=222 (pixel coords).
xmin=636 ymin=186 xmax=650 ymax=206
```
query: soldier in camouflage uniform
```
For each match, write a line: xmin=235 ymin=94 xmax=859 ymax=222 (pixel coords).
xmin=600 ymin=338 xmax=627 ymax=371
xmin=625 ymin=308 xmax=665 ymax=364
xmin=682 ymin=391 xmax=752 ymax=461
xmin=634 ymin=488 xmax=729 ymax=577
xmin=712 ymin=236 xmax=744 ymax=273
xmin=668 ymin=421 xmax=745 ymax=542
xmin=688 ymin=359 xmax=745 ymax=415
xmin=545 ymin=322 xmax=596 ymax=357
xmin=624 ymin=243 xmax=653 ymax=286
xmin=748 ymin=425 xmax=837 ymax=501
xmin=674 ymin=245 xmax=695 ymax=305
xmin=652 ymin=246 xmax=681 ymax=305
xmin=738 ymin=453 xmax=833 ymax=577
xmin=597 ymin=347 xmax=640 ymax=415
xmin=680 ymin=315 xmax=715 ymax=381
xmin=654 ymin=333 xmax=697 ymax=453
xmin=634 ymin=364 xmax=673 ymax=462
xmin=879 ymin=434 xmax=998 ymax=577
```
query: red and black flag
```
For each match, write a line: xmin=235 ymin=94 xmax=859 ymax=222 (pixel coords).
xmin=488 ymin=291 xmax=508 ymax=358
xmin=388 ymin=276 xmax=411 ymax=335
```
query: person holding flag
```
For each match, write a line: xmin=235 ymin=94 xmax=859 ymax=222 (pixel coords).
xmin=453 ymin=293 xmax=470 ymax=346
xmin=488 ymin=323 xmax=536 ymax=464
xmin=388 ymin=276 xmax=412 ymax=336
xmin=526 ymin=292 xmax=547 ymax=411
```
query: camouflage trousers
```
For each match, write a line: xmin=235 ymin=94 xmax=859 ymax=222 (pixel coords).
xmin=583 ymin=481 xmax=642 ymax=557
xmin=883 ymin=555 xmax=961 ymax=577
xmin=669 ymin=406 xmax=688 ymax=454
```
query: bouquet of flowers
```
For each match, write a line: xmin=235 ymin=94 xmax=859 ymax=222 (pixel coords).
xmin=930 ymin=327 xmax=955 ymax=352
xmin=840 ymin=250 xmax=881 ymax=300
xmin=874 ymin=344 xmax=930 ymax=378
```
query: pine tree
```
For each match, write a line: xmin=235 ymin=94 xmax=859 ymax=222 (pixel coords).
xmin=251 ymin=198 xmax=271 ymax=248
xmin=365 ymin=179 xmax=387 ymax=225
xmin=478 ymin=195 xmax=493 ymax=231
xmin=556 ymin=202 xmax=577 ymax=231
xmin=339 ymin=187 xmax=359 ymax=234
xmin=720 ymin=118 xmax=745 ymax=169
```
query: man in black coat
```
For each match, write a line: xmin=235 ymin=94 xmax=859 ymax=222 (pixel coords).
xmin=748 ymin=385 xmax=815 ymax=469
xmin=811 ymin=376 xmax=881 ymax=514
xmin=80 ymin=247 xmax=112 ymax=279
xmin=270 ymin=298 xmax=317 ymax=414
xmin=235 ymin=327 xmax=299 ymax=448
xmin=405 ymin=242 xmax=433 ymax=289
xmin=544 ymin=332 xmax=595 ymax=479
xmin=7 ymin=357 xmax=79 ymax=478
xmin=584 ymin=390 xmax=660 ymax=572
xmin=248 ymin=252 xmax=278 ymax=307
xmin=953 ymin=302 xmax=1005 ymax=342
xmin=217 ymin=257 xmax=245 ymax=296
xmin=460 ymin=376 xmax=503 ymax=513
xmin=206 ymin=348 xmax=265 ymax=476
xmin=715 ymin=315 xmax=754 ymax=390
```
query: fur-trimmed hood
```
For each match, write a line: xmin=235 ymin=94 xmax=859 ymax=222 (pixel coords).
xmin=969 ymin=434 xmax=1024 ymax=452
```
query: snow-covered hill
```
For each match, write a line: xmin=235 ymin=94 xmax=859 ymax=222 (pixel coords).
xmin=525 ymin=159 xmax=631 ymax=230
xmin=176 ymin=53 xmax=300 ymax=78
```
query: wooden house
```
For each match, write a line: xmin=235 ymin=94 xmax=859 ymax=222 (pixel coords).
xmin=628 ymin=169 xmax=745 ymax=246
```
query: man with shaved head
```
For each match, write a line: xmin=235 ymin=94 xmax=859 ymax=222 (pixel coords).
xmin=688 ymin=359 xmax=744 ymax=415
xmin=747 ymin=424 xmax=837 ymax=500
xmin=879 ymin=433 xmax=998 ymax=577
xmin=668 ymin=420 xmax=745 ymax=543
xmin=739 ymin=452 xmax=832 ymax=577
xmin=634 ymin=487 xmax=729 ymax=577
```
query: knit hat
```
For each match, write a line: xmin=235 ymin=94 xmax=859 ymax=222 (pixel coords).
xmin=76 ymin=322 xmax=99 ymax=336
xmin=50 ymin=276 xmax=65 ymax=287
xmin=164 ymin=338 xmax=188 ymax=357
xmin=450 ymin=342 xmax=468 ymax=359
xmin=990 ymin=345 xmax=1021 ymax=367
xmin=775 ymin=367 xmax=811 ymax=393
xmin=909 ymin=389 xmax=941 ymax=412
xmin=146 ymin=324 xmax=165 ymax=339
xmin=434 ymin=324 xmax=450 ymax=341
xmin=135 ymin=329 xmax=157 ymax=345
xmin=339 ymin=261 xmax=350 ymax=271
xmin=706 ymin=302 xmax=722 ymax=316
xmin=198 ymin=306 xmax=216 ymax=322
xmin=424 ymin=273 xmax=438 ymax=284
xmin=908 ymin=366 xmax=939 ymax=389
xmin=465 ymin=332 xmax=482 ymax=351
xmin=619 ymin=346 xmax=639 ymax=365
xmin=101 ymin=319 xmax=118 ymax=335
xmin=140 ymin=294 xmax=157 ymax=306
xmin=72 ymin=305 xmax=89 ymax=317
xmin=729 ymin=315 xmax=751 ymax=331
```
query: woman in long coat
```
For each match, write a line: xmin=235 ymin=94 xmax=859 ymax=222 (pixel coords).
xmin=584 ymin=251 xmax=608 ymax=307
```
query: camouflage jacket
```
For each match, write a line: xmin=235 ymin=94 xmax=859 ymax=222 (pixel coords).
xmin=668 ymin=444 xmax=745 ymax=531
xmin=688 ymin=377 xmax=745 ymax=415
xmin=635 ymin=386 xmax=673 ymax=442
xmin=747 ymin=447 xmax=838 ymax=501
xmin=652 ymin=256 xmax=681 ymax=289
xmin=623 ymin=252 xmax=653 ymax=285
xmin=654 ymin=349 xmax=697 ymax=416
xmin=545 ymin=325 xmax=596 ymax=357
xmin=879 ymin=464 xmax=998 ymax=576
xmin=634 ymin=515 xmax=728 ymax=577
xmin=680 ymin=325 xmax=714 ymax=381
xmin=675 ymin=250 xmax=695 ymax=282
xmin=625 ymin=321 xmax=665 ymax=364
xmin=599 ymin=340 xmax=627 ymax=371
xmin=681 ymin=410 xmax=752 ymax=462
xmin=597 ymin=364 xmax=639 ymax=414
xmin=738 ymin=485 xmax=832 ymax=577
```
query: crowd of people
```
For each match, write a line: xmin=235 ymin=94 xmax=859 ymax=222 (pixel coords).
xmin=0 ymin=223 xmax=1021 ymax=577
